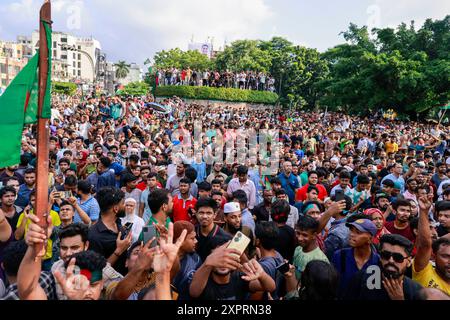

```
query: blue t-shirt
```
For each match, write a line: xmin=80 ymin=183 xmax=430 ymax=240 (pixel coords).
xmin=277 ymin=173 xmax=300 ymax=205
xmin=332 ymin=247 xmax=380 ymax=298
xmin=172 ymin=253 xmax=202 ymax=300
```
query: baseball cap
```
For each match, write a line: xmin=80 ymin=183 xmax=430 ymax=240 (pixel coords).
xmin=375 ymin=193 xmax=389 ymax=201
xmin=393 ymin=181 xmax=402 ymax=190
xmin=346 ymin=219 xmax=378 ymax=237
xmin=223 ymin=202 xmax=240 ymax=215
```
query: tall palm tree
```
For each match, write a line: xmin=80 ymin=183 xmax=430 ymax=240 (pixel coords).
xmin=115 ymin=61 xmax=131 ymax=79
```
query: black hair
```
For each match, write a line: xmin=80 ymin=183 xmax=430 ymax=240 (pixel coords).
xmin=347 ymin=213 xmax=373 ymax=223
xmin=63 ymin=150 xmax=73 ymax=156
xmin=59 ymin=200 xmax=75 ymax=210
xmin=2 ymin=240 xmax=28 ymax=277
xmin=308 ymin=171 xmax=318 ymax=178
xmin=195 ymin=197 xmax=218 ymax=211
xmin=59 ymin=158 xmax=70 ymax=165
xmin=147 ymin=172 xmax=158 ymax=179
xmin=65 ymin=250 xmax=107 ymax=274
xmin=330 ymin=194 xmax=353 ymax=212
xmin=339 ymin=170 xmax=351 ymax=179
xmin=198 ymin=181 xmax=212 ymax=192
xmin=232 ymin=190 xmax=248 ymax=205
xmin=97 ymin=187 xmax=125 ymax=212
xmin=185 ymin=167 xmax=198 ymax=183
xmin=64 ymin=175 xmax=78 ymax=187
xmin=356 ymin=174 xmax=370 ymax=185
xmin=432 ymin=237 xmax=450 ymax=254
xmin=24 ymin=168 xmax=36 ymax=175
xmin=379 ymin=234 xmax=414 ymax=256
xmin=58 ymin=223 xmax=89 ymax=243
xmin=296 ymin=215 xmax=319 ymax=232
xmin=99 ymin=156 xmax=112 ymax=168
xmin=211 ymin=179 xmax=222 ymax=185
xmin=78 ymin=180 xmax=93 ymax=194
xmin=299 ymin=260 xmax=338 ymax=301
xmin=179 ymin=178 xmax=191 ymax=185
xmin=129 ymin=154 xmax=140 ymax=163
xmin=307 ymin=185 xmax=319 ymax=194
xmin=0 ymin=186 xmax=17 ymax=197
xmin=211 ymin=190 xmax=223 ymax=197
xmin=393 ymin=199 xmax=412 ymax=210
xmin=270 ymin=177 xmax=281 ymax=185
xmin=148 ymin=189 xmax=171 ymax=213
xmin=123 ymin=173 xmax=138 ymax=184
xmin=237 ymin=165 xmax=248 ymax=175
xmin=271 ymin=199 xmax=290 ymax=223
xmin=255 ymin=221 xmax=279 ymax=250
xmin=275 ymin=188 xmax=287 ymax=196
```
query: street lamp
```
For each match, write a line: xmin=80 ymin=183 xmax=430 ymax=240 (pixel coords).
xmin=59 ymin=44 xmax=96 ymax=88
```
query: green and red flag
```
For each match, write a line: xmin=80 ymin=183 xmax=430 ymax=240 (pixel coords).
xmin=0 ymin=21 xmax=52 ymax=167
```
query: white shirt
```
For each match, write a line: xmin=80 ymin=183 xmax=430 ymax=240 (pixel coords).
xmin=121 ymin=214 xmax=146 ymax=244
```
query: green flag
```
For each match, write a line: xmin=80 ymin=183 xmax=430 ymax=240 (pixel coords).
xmin=0 ymin=22 xmax=51 ymax=168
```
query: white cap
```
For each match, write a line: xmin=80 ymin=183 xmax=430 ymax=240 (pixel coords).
xmin=224 ymin=202 xmax=240 ymax=214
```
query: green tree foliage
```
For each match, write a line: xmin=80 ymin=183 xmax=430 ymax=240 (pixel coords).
xmin=319 ymin=16 xmax=450 ymax=116
xmin=52 ymin=82 xmax=77 ymax=95
xmin=115 ymin=61 xmax=131 ymax=79
xmin=153 ymin=49 xmax=212 ymax=70
xmin=214 ymin=40 xmax=272 ymax=72
xmin=118 ymin=81 xmax=150 ymax=96
xmin=155 ymin=85 xmax=278 ymax=104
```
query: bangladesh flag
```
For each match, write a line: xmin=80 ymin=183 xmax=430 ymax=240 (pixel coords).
xmin=0 ymin=22 xmax=52 ymax=167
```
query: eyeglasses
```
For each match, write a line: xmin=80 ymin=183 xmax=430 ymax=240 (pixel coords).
xmin=380 ymin=250 xmax=408 ymax=263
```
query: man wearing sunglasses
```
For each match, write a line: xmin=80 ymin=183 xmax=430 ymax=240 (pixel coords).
xmin=343 ymin=234 xmax=423 ymax=300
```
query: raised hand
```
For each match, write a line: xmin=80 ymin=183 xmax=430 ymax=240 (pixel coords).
xmin=152 ymin=222 xmax=187 ymax=274
xmin=24 ymin=213 xmax=53 ymax=258
xmin=418 ymin=196 xmax=432 ymax=212
xmin=241 ymin=259 xmax=264 ymax=282
xmin=54 ymin=258 xmax=90 ymax=300
xmin=383 ymin=277 xmax=405 ymax=300
xmin=204 ymin=242 xmax=242 ymax=270
xmin=115 ymin=230 xmax=132 ymax=255
xmin=328 ymin=200 xmax=347 ymax=215
xmin=133 ymin=238 xmax=157 ymax=272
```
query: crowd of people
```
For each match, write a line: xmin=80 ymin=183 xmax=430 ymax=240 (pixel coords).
xmin=156 ymin=68 xmax=276 ymax=91
xmin=0 ymin=92 xmax=449 ymax=301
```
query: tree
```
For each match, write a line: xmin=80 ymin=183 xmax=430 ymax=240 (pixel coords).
xmin=214 ymin=40 xmax=272 ymax=72
xmin=119 ymin=81 xmax=150 ymax=96
xmin=115 ymin=61 xmax=131 ymax=80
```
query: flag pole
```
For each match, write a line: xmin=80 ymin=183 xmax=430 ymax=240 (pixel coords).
xmin=35 ymin=0 xmax=51 ymax=256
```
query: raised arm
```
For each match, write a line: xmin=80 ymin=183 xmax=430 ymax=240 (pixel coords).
xmin=414 ymin=196 xmax=433 ymax=273
xmin=317 ymin=200 xmax=346 ymax=234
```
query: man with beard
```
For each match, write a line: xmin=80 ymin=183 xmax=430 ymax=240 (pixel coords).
xmin=88 ymin=187 xmax=132 ymax=275
xmin=343 ymin=234 xmax=423 ymax=300
xmin=223 ymin=202 xmax=255 ymax=259
xmin=375 ymin=193 xmax=395 ymax=221
xmin=413 ymin=196 xmax=450 ymax=295
xmin=189 ymin=238 xmax=276 ymax=300
xmin=252 ymin=189 xmax=273 ymax=222
xmin=385 ymin=199 xmax=415 ymax=242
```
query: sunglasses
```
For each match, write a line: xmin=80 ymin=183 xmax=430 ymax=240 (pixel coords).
xmin=380 ymin=250 xmax=408 ymax=263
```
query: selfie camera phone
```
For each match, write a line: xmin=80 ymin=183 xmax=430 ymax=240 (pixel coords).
xmin=227 ymin=231 xmax=251 ymax=257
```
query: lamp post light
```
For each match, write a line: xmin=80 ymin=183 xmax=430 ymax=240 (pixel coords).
xmin=59 ymin=44 xmax=96 ymax=91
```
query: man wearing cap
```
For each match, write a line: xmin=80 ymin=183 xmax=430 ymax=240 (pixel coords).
xmin=223 ymin=202 xmax=256 ymax=259
xmin=121 ymin=173 xmax=142 ymax=217
xmin=331 ymin=216 xmax=380 ymax=298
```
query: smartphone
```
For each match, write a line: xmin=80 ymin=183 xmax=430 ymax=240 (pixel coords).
xmin=120 ymin=222 xmax=133 ymax=240
xmin=335 ymin=189 xmax=345 ymax=202
xmin=276 ymin=262 xmax=290 ymax=274
xmin=227 ymin=231 xmax=250 ymax=257
xmin=142 ymin=225 xmax=157 ymax=247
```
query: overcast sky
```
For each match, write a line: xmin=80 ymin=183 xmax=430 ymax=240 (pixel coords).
xmin=0 ymin=0 xmax=448 ymax=66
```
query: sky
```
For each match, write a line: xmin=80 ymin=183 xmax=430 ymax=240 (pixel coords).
xmin=0 ymin=0 xmax=448 ymax=67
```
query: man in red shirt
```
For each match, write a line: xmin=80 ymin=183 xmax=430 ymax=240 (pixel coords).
xmin=172 ymin=178 xmax=197 ymax=223
xmin=385 ymin=199 xmax=415 ymax=242
xmin=296 ymin=171 xmax=328 ymax=203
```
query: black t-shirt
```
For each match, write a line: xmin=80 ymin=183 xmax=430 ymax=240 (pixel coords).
xmin=252 ymin=203 xmax=270 ymax=222
xmin=196 ymin=224 xmax=232 ymax=262
xmin=198 ymin=271 xmax=250 ymax=300
xmin=274 ymin=225 xmax=296 ymax=263
xmin=342 ymin=268 xmax=423 ymax=300
xmin=88 ymin=217 xmax=127 ymax=275
xmin=437 ymin=224 xmax=448 ymax=237
xmin=5 ymin=206 xmax=23 ymax=233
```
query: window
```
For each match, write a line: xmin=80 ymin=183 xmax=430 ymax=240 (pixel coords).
xmin=61 ymin=55 xmax=67 ymax=60
xmin=78 ymin=54 xmax=81 ymax=60
xmin=73 ymin=70 xmax=76 ymax=76
xmin=78 ymin=62 xmax=81 ymax=68
xmin=1 ymin=79 xmax=7 ymax=86
xmin=78 ymin=45 xmax=81 ymax=50
xmin=73 ymin=53 xmax=76 ymax=59
xmin=73 ymin=62 xmax=76 ymax=67
xmin=0 ymin=64 xmax=6 ymax=73
xmin=78 ymin=70 xmax=81 ymax=76
xmin=61 ymin=38 xmax=67 ymax=43
xmin=53 ymin=41 xmax=57 ymax=48
xmin=53 ymin=50 xmax=57 ymax=57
